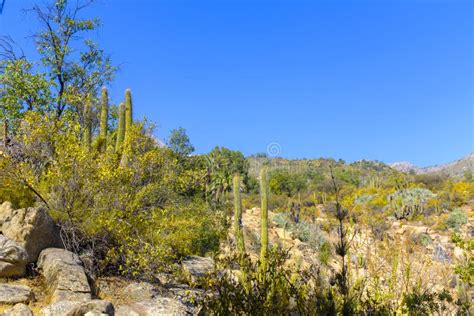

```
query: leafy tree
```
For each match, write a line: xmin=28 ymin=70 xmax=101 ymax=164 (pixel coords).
xmin=30 ymin=0 xmax=115 ymax=117
xmin=0 ymin=59 xmax=52 ymax=142
xmin=167 ymin=127 xmax=195 ymax=156
xmin=206 ymin=146 xmax=248 ymax=204
xmin=269 ymin=169 xmax=307 ymax=196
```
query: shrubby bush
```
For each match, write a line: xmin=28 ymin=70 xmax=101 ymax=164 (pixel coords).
xmin=446 ymin=208 xmax=468 ymax=231
xmin=388 ymin=188 xmax=436 ymax=220
xmin=200 ymin=247 xmax=464 ymax=315
xmin=200 ymin=249 xmax=337 ymax=315
xmin=2 ymin=111 xmax=228 ymax=279
xmin=273 ymin=213 xmax=327 ymax=251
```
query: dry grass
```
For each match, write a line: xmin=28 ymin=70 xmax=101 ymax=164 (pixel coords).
xmin=0 ymin=275 xmax=50 ymax=314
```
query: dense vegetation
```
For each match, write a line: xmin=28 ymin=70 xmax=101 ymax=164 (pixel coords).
xmin=0 ymin=1 xmax=472 ymax=314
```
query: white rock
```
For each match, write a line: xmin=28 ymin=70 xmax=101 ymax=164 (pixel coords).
xmin=41 ymin=300 xmax=114 ymax=316
xmin=116 ymin=297 xmax=191 ymax=316
xmin=2 ymin=303 xmax=34 ymax=316
xmin=2 ymin=206 xmax=60 ymax=262
xmin=181 ymin=256 xmax=214 ymax=282
xmin=0 ymin=284 xmax=34 ymax=304
xmin=0 ymin=235 xmax=28 ymax=277
xmin=37 ymin=248 xmax=91 ymax=303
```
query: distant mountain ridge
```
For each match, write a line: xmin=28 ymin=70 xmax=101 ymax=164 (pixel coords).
xmin=390 ymin=153 xmax=474 ymax=177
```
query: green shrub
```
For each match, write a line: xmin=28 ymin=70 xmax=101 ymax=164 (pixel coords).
xmin=446 ymin=208 xmax=468 ymax=230
xmin=200 ymin=249 xmax=336 ymax=315
xmin=418 ymin=233 xmax=433 ymax=247
xmin=273 ymin=213 xmax=327 ymax=251
xmin=388 ymin=188 xmax=436 ymax=220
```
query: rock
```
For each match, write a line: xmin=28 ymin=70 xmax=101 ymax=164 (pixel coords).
xmin=41 ymin=300 xmax=114 ymax=316
xmin=67 ymin=300 xmax=115 ymax=316
xmin=433 ymin=243 xmax=451 ymax=263
xmin=37 ymin=248 xmax=91 ymax=303
xmin=122 ymin=282 xmax=158 ymax=301
xmin=0 ymin=235 xmax=28 ymax=277
xmin=453 ymin=246 xmax=465 ymax=261
xmin=167 ymin=287 xmax=204 ymax=314
xmin=181 ymin=256 xmax=214 ymax=282
xmin=41 ymin=301 xmax=79 ymax=316
xmin=116 ymin=297 xmax=191 ymax=316
xmin=115 ymin=305 xmax=140 ymax=316
xmin=155 ymin=272 xmax=174 ymax=286
xmin=0 ymin=284 xmax=34 ymax=304
xmin=2 ymin=206 xmax=60 ymax=262
xmin=2 ymin=303 xmax=34 ymax=316
xmin=0 ymin=201 xmax=14 ymax=226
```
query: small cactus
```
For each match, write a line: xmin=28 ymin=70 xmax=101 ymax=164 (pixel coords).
xmin=115 ymin=102 xmax=125 ymax=152
xmin=233 ymin=174 xmax=246 ymax=255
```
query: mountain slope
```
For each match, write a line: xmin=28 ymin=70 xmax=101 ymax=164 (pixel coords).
xmin=390 ymin=153 xmax=474 ymax=177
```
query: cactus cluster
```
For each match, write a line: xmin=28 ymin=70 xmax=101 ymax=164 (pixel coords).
xmin=116 ymin=89 xmax=133 ymax=153
xmin=80 ymin=87 xmax=133 ymax=160
xmin=388 ymin=188 xmax=435 ymax=220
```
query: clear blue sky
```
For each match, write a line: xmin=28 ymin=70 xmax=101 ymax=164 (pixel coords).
xmin=1 ymin=0 xmax=473 ymax=166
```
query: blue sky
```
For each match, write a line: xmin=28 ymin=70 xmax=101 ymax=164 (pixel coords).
xmin=1 ymin=0 xmax=473 ymax=166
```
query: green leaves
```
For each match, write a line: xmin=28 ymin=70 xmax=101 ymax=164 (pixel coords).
xmin=167 ymin=127 xmax=195 ymax=156
xmin=0 ymin=59 xmax=53 ymax=120
xmin=32 ymin=0 xmax=116 ymax=117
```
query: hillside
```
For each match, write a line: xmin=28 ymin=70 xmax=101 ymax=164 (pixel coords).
xmin=390 ymin=153 xmax=474 ymax=177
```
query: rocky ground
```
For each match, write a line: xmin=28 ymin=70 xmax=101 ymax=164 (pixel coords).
xmin=234 ymin=205 xmax=473 ymax=306
xmin=0 ymin=201 xmax=471 ymax=315
xmin=0 ymin=202 xmax=214 ymax=316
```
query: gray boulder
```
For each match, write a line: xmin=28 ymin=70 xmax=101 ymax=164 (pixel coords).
xmin=40 ymin=301 xmax=78 ymax=316
xmin=1 ymin=303 xmax=34 ymax=316
xmin=67 ymin=300 xmax=115 ymax=316
xmin=0 ymin=235 xmax=28 ymax=277
xmin=37 ymin=248 xmax=91 ymax=303
xmin=115 ymin=297 xmax=191 ymax=316
xmin=41 ymin=300 xmax=114 ymax=316
xmin=2 ymin=206 xmax=60 ymax=262
xmin=0 ymin=284 xmax=34 ymax=304
xmin=122 ymin=282 xmax=158 ymax=301
xmin=181 ymin=256 xmax=214 ymax=282
xmin=0 ymin=201 xmax=14 ymax=226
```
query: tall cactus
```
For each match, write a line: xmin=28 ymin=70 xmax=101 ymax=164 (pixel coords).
xmin=99 ymin=87 xmax=109 ymax=152
xmin=120 ymin=89 xmax=133 ymax=166
xmin=83 ymin=98 xmax=92 ymax=152
xmin=259 ymin=167 xmax=269 ymax=274
xmin=124 ymin=89 xmax=133 ymax=137
xmin=233 ymin=174 xmax=246 ymax=255
xmin=115 ymin=102 xmax=125 ymax=152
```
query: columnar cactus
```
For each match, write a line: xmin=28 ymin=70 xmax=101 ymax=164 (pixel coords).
xmin=115 ymin=102 xmax=125 ymax=152
xmin=125 ymin=88 xmax=133 ymax=136
xmin=120 ymin=89 xmax=133 ymax=166
xmin=99 ymin=87 xmax=109 ymax=151
xmin=83 ymin=98 xmax=92 ymax=152
xmin=233 ymin=174 xmax=246 ymax=255
xmin=259 ymin=167 xmax=269 ymax=273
